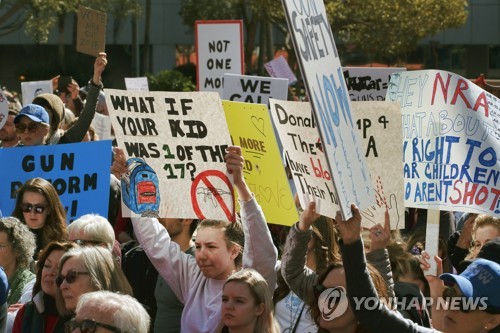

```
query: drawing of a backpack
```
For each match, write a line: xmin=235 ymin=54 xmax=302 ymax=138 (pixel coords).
xmin=121 ymin=157 xmax=160 ymax=217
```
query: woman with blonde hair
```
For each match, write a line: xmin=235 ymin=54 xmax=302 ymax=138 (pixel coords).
xmin=55 ymin=246 xmax=132 ymax=316
xmin=219 ymin=269 xmax=280 ymax=333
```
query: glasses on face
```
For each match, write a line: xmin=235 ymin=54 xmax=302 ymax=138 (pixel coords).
xmin=0 ymin=244 xmax=11 ymax=251
xmin=73 ymin=239 xmax=103 ymax=246
xmin=15 ymin=122 xmax=41 ymax=133
xmin=65 ymin=319 xmax=122 ymax=333
xmin=55 ymin=271 xmax=90 ymax=287
xmin=21 ymin=203 xmax=47 ymax=214
xmin=442 ymin=286 xmax=471 ymax=313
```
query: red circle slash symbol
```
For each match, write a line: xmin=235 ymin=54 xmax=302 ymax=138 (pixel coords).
xmin=191 ymin=170 xmax=235 ymax=222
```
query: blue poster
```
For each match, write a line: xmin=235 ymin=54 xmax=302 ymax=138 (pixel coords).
xmin=0 ymin=141 xmax=112 ymax=222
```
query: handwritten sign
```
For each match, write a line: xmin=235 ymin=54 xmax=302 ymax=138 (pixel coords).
xmin=387 ymin=70 xmax=500 ymax=216
xmin=125 ymin=77 xmax=149 ymax=91
xmin=0 ymin=89 xmax=9 ymax=129
xmin=264 ymin=55 xmax=297 ymax=85
xmin=106 ymin=89 xmax=234 ymax=220
xmin=77 ymin=5 xmax=107 ymax=57
xmin=222 ymin=74 xmax=288 ymax=107
xmin=281 ymin=0 xmax=374 ymax=218
xmin=344 ymin=67 xmax=406 ymax=101
xmin=269 ymin=98 xmax=341 ymax=219
xmin=223 ymin=100 xmax=298 ymax=226
xmin=20 ymin=80 xmax=52 ymax=107
xmin=195 ymin=20 xmax=244 ymax=94
xmin=351 ymin=101 xmax=405 ymax=229
xmin=0 ymin=141 xmax=112 ymax=222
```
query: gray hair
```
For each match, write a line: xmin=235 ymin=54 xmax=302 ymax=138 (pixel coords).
xmin=0 ymin=217 xmax=36 ymax=269
xmin=68 ymin=214 xmax=115 ymax=250
xmin=76 ymin=291 xmax=150 ymax=333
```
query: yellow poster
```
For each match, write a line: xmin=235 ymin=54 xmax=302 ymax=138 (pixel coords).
xmin=223 ymin=101 xmax=298 ymax=226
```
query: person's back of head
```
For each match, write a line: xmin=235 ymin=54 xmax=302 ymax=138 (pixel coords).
xmin=75 ymin=291 xmax=150 ymax=333
xmin=68 ymin=214 xmax=115 ymax=250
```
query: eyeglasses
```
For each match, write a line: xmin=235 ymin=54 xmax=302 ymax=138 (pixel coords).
xmin=442 ymin=286 xmax=472 ymax=313
xmin=55 ymin=271 xmax=90 ymax=287
xmin=73 ymin=239 xmax=103 ymax=246
xmin=15 ymin=122 xmax=41 ymax=133
xmin=21 ymin=203 xmax=47 ymax=214
xmin=65 ymin=319 xmax=122 ymax=333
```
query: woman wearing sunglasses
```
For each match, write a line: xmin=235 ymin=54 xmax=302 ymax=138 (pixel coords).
xmin=12 ymin=241 xmax=77 ymax=333
xmin=12 ymin=178 xmax=68 ymax=259
xmin=54 ymin=246 xmax=132 ymax=317
xmin=336 ymin=204 xmax=500 ymax=333
xmin=12 ymin=104 xmax=51 ymax=146
xmin=0 ymin=217 xmax=36 ymax=333
xmin=66 ymin=291 xmax=150 ymax=333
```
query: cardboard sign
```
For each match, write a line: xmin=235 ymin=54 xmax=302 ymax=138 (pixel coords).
xmin=344 ymin=67 xmax=406 ymax=101
xmin=0 ymin=141 xmax=112 ymax=222
xmin=351 ymin=101 xmax=405 ymax=229
xmin=264 ymin=55 xmax=297 ymax=85
xmin=195 ymin=20 xmax=244 ymax=94
xmin=387 ymin=70 xmax=500 ymax=217
xmin=77 ymin=5 xmax=107 ymax=56
xmin=223 ymin=100 xmax=298 ymax=226
xmin=0 ymin=89 xmax=9 ymax=129
xmin=281 ymin=0 xmax=374 ymax=218
xmin=105 ymin=89 xmax=234 ymax=220
xmin=125 ymin=77 xmax=149 ymax=91
xmin=20 ymin=80 xmax=52 ymax=107
xmin=222 ymin=74 xmax=288 ymax=107
xmin=269 ymin=98 xmax=341 ymax=219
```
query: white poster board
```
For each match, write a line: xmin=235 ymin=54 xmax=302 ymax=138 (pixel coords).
xmin=195 ymin=20 xmax=244 ymax=95
xmin=222 ymin=74 xmax=288 ymax=106
xmin=91 ymin=112 xmax=112 ymax=140
xmin=351 ymin=101 xmax=405 ymax=229
xmin=264 ymin=55 xmax=297 ymax=85
xmin=344 ymin=67 xmax=406 ymax=101
xmin=125 ymin=77 xmax=149 ymax=91
xmin=269 ymin=98 xmax=341 ymax=219
xmin=281 ymin=0 xmax=374 ymax=218
xmin=21 ymin=80 xmax=53 ymax=106
xmin=387 ymin=70 xmax=500 ymax=217
xmin=0 ymin=89 xmax=9 ymax=129
xmin=106 ymin=89 xmax=234 ymax=221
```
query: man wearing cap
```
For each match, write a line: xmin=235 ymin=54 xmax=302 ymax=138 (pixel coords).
xmin=13 ymin=104 xmax=51 ymax=146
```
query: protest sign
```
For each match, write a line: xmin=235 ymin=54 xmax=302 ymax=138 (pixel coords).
xmin=77 ymin=5 xmax=107 ymax=56
xmin=387 ymin=70 xmax=500 ymax=216
xmin=351 ymin=101 xmax=405 ymax=229
xmin=223 ymin=100 xmax=298 ymax=226
xmin=269 ymin=98 xmax=341 ymax=219
xmin=106 ymin=89 xmax=234 ymax=221
xmin=0 ymin=141 xmax=112 ymax=222
xmin=344 ymin=67 xmax=406 ymax=102
xmin=0 ymin=89 xmax=9 ymax=128
xmin=264 ymin=55 xmax=297 ymax=85
xmin=195 ymin=20 xmax=244 ymax=94
xmin=91 ymin=112 xmax=112 ymax=140
xmin=125 ymin=77 xmax=149 ymax=91
xmin=21 ymin=80 xmax=52 ymax=107
xmin=281 ymin=0 xmax=374 ymax=218
xmin=222 ymin=74 xmax=288 ymax=107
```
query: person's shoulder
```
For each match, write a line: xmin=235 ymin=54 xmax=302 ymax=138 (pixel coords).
xmin=0 ymin=267 xmax=8 ymax=305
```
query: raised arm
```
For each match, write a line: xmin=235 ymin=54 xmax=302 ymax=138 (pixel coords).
xmin=280 ymin=201 xmax=320 ymax=302
xmin=226 ymin=146 xmax=278 ymax=293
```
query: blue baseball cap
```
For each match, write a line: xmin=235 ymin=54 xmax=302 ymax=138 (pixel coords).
xmin=440 ymin=258 xmax=500 ymax=313
xmin=14 ymin=104 xmax=50 ymax=124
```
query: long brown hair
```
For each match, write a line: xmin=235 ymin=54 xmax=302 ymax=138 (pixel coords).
xmin=310 ymin=262 xmax=389 ymax=333
xmin=12 ymin=177 xmax=67 ymax=254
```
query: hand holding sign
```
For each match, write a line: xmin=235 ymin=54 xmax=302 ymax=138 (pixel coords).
xmin=224 ymin=146 xmax=251 ymax=202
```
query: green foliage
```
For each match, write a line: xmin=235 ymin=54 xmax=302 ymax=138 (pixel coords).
xmin=147 ymin=70 xmax=196 ymax=92
xmin=179 ymin=0 xmax=238 ymax=28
